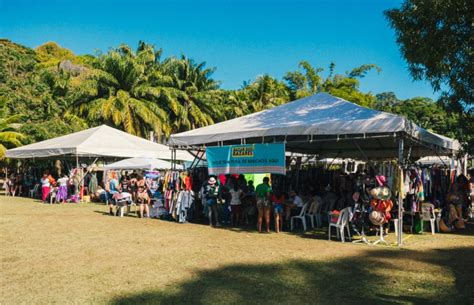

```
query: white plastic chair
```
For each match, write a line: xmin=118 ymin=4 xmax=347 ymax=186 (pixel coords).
xmin=29 ymin=184 xmax=39 ymax=198
xmin=291 ymin=203 xmax=309 ymax=231
xmin=3 ymin=181 xmax=10 ymax=196
xmin=314 ymin=200 xmax=323 ymax=228
xmin=49 ymin=190 xmax=57 ymax=204
xmin=115 ymin=194 xmax=133 ymax=217
xmin=421 ymin=203 xmax=436 ymax=234
xmin=306 ymin=198 xmax=323 ymax=228
xmin=328 ymin=207 xmax=351 ymax=242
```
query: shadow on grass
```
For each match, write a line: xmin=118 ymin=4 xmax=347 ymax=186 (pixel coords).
xmin=110 ymin=247 xmax=474 ymax=305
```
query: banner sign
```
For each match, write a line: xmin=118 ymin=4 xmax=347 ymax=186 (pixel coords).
xmin=206 ymin=144 xmax=286 ymax=175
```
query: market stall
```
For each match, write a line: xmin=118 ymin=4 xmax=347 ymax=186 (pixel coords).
xmin=6 ymin=125 xmax=193 ymax=161
xmin=169 ymin=92 xmax=462 ymax=246
xmin=5 ymin=125 xmax=193 ymax=202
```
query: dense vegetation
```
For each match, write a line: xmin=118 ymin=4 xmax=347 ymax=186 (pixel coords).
xmin=0 ymin=38 xmax=471 ymax=159
xmin=385 ymin=0 xmax=473 ymax=113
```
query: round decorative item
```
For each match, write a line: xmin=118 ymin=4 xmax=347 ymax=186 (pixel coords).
xmin=369 ymin=188 xmax=379 ymax=199
xmin=370 ymin=186 xmax=391 ymax=200
xmin=380 ymin=187 xmax=391 ymax=200
xmin=369 ymin=210 xmax=385 ymax=226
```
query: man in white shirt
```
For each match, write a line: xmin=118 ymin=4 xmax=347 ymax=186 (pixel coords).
xmin=285 ymin=190 xmax=304 ymax=222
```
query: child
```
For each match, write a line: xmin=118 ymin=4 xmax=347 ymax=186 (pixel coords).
xmin=272 ymin=191 xmax=285 ymax=233
xmin=56 ymin=174 xmax=69 ymax=203
xmin=229 ymin=182 xmax=243 ymax=226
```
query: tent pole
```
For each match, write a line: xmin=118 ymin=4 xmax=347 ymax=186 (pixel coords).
xmin=172 ymin=149 xmax=176 ymax=170
xmin=397 ymin=138 xmax=404 ymax=247
xmin=5 ymin=167 xmax=8 ymax=195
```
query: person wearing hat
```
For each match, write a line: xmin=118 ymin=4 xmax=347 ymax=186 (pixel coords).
xmin=255 ymin=177 xmax=272 ymax=233
xmin=205 ymin=176 xmax=221 ymax=227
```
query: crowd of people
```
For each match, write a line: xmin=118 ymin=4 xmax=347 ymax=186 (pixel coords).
xmin=3 ymin=168 xmax=84 ymax=203
xmin=200 ymin=174 xmax=307 ymax=233
xmin=198 ymin=168 xmax=474 ymax=235
xmin=3 ymin=165 xmax=473 ymax=237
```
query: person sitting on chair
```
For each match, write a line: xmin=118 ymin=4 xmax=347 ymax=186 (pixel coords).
xmin=107 ymin=171 xmax=120 ymax=216
xmin=285 ymin=190 xmax=303 ymax=223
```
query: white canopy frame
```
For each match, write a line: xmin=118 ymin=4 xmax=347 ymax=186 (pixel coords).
xmin=6 ymin=125 xmax=194 ymax=161
xmin=168 ymin=93 xmax=462 ymax=247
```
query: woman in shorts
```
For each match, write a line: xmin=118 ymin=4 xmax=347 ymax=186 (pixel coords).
xmin=136 ymin=175 xmax=150 ymax=218
xmin=255 ymin=177 xmax=272 ymax=233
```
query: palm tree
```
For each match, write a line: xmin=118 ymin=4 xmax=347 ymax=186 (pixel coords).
xmin=0 ymin=100 xmax=25 ymax=159
xmin=69 ymin=43 xmax=171 ymax=137
xmin=157 ymin=55 xmax=221 ymax=132
xmin=284 ymin=61 xmax=324 ymax=99
xmin=242 ymin=75 xmax=289 ymax=112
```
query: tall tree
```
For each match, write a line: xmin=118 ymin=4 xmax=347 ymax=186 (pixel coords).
xmin=158 ymin=55 xmax=220 ymax=132
xmin=375 ymin=92 xmax=473 ymax=154
xmin=284 ymin=61 xmax=324 ymax=99
xmin=0 ymin=99 xmax=25 ymax=159
xmin=69 ymin=43 xmax=170 ymax=137
xmin=242 ymin=75 xmax=290 ymax=112
xmin=284 ymin=61 xmax=380 ymax=107
xmin=385 ymin=0 xmax=473 ymax=112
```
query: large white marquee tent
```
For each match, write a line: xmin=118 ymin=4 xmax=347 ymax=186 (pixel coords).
xmin=169 ymin=93 xmax=462 ymax=247
xmin=169 ymin=93 xmax=460 ymax=159
xmin=6 ymin=125 xmax=193 ymax=161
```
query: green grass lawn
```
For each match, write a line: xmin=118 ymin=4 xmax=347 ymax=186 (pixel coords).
xmin=1 ymin=196 xmax=473 ymax=305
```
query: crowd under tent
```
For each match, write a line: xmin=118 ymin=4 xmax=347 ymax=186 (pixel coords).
xmin=6 ymin=125 xmax=193 ymax=162
xmin=169 ymin=92 xmax=462 ymax=246
xmin=103 ymin=157 xmax=184 ymax=171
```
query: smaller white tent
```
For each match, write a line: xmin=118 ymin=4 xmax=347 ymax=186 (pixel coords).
xmin=103 ymin=157 xmax=183 ymax=170
xmin=5 ymin=125 xmax=193 ymax=161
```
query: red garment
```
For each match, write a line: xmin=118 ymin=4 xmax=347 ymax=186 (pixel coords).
xmin=184 ymin=176 xmax=192 ymax=191
xmin=372 ymin=199 xmax=393 ymax=221
xmin=47 ymin=175 xmax=56 ymax=186
xmin=272 ymin=194 xmax=285 ymax=204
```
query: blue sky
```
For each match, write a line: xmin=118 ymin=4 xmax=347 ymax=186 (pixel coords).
xmin=0 ymin=0 xmax=437 ymax=100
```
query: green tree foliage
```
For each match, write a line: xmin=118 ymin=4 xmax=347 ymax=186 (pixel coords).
xmin=374 ymin=92 xmax=473 ymax=154
xmin=0 ymin=99 xmax=25 ymax=159
xmin=0 ymin=38 xmax=467 ymax=154
xmin=241 ymin=75 xmax=290 ymax=112
xmin=0 ymin=40 xmax=88 ymax=144
xmin=158 ymin=55 xmax=220 ymax=132
xmin=385 ymin=0 xmax=473 ymax=112
xmin=69 ymin=43 xmax=171 ymax=137
xmin=284 ymin=61 xmax=380 ymax=107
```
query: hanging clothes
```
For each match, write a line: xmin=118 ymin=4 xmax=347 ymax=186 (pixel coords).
xmin=88 ymin=173 xmax=98 ymax=194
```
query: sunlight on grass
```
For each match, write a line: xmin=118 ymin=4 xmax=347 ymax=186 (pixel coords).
xmin=1 ymin=196 xmax=473 ymax=304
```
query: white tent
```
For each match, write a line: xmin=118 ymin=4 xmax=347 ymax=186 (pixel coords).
xmin=103 ymin=157 xmax=183 ymax=170
xmin=6 ymin=125 xmax=193 ymax=161
xmin=169 ymin=93 xmax=460 ymax=159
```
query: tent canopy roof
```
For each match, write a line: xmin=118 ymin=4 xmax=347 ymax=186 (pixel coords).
xmin=169 ymin=93 xmax=460 ymax=159
xmin=6 ymin=125 xmax=193 ymax=161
